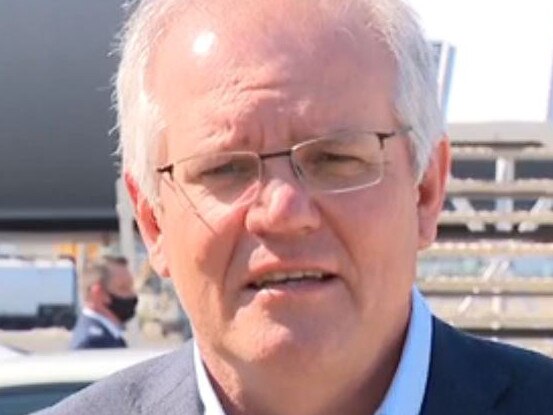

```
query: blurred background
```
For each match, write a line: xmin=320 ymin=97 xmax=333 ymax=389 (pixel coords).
xmin=1 ymin=0 xmax=553 ymax=357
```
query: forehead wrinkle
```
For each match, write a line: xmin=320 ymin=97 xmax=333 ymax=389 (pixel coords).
xmin=170 ymin=89 xmax=275 ymax=155
xmin=209 ymin=87 xmax=292 ymax=151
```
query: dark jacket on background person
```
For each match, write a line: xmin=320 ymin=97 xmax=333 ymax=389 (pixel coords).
xmin=70 ymin=313 xmax=126 ymax=350
xmin=40 ymin=317 xmax=553 ymax=414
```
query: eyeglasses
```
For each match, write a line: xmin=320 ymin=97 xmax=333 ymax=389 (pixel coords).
xmin=157 ymin=128 xmax=410 ymax=211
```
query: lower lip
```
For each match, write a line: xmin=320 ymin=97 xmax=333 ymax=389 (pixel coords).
xmin=245 ymin=276 xmax=339 ymax=299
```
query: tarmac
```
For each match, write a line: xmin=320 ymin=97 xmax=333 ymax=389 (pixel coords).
xmin=0 ymin=297 xmax=553 ymax=357
xmin=0 ymin=319 xmax=185 ymax=354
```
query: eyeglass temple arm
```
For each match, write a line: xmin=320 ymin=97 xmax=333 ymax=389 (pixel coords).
xmin=156 ymin=164 xmax=174 ymax=179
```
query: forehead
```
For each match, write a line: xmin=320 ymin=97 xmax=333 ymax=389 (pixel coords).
xmin=149 ymin=0 xmax=397 ymax=151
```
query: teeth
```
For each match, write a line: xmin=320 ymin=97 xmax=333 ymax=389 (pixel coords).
xmin=253 ymin=270 xmax=326 ymax=288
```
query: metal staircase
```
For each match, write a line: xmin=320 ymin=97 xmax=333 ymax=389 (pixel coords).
xmin=419 ymin=122 xmax=553 ymax=353
xmin=438 ymin=121 xmax=553 ymax=236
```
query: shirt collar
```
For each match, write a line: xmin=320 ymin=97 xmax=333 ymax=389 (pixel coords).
xmin=375 ymin=287 xmax=433 ymax=415
xmin=194 ymin=287 xmax=432 ymax=415
xmin=194 ymin=341 xmax=226 ymax=415
xmin=82 ymin=307 xmax=124 ymax=340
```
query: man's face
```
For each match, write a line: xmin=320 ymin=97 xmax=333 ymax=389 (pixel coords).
xmin=134 ymin=3 xmax=445 ymax=375
xmin=91 ymin=262 xmax=137 ymax=323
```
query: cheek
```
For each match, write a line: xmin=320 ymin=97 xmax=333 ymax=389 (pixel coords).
xmin=328 ymin=183 xmax=419 ymax=299
xmin=338 ymin=185 xmax=417 ymax=245
xmin=159 ymin=196 xmax=246 ymax=311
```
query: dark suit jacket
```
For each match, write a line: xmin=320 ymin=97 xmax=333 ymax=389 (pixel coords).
xmin=70 ymin=313 xmax=126 ymax=350
xmin=40 ymin=317 xmax=553 ymax=414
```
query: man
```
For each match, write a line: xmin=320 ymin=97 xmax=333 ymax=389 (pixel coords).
xmin=42 ymin=0 xmax=553 ymax=413
xmin=70 ymin=257 xmax=138 ymax=349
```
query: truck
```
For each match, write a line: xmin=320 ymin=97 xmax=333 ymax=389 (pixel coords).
xmin=0 ymin=257 xmax=78 ymax=329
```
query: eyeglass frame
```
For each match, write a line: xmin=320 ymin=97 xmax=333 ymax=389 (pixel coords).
xmin=156 ymin=126 xmax=412 ymax=202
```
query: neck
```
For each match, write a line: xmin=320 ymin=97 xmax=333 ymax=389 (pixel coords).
xmin=198 ymin=315 xmax=409 ymax=415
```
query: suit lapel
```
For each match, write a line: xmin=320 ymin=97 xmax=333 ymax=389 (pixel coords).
xmin=420 ymin=318 xmax=511 ymax=415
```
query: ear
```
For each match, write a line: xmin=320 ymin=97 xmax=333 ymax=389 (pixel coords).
xmin=124 ymin=171 xmax=170 ymax=277
xmin=416 ymin=137 xmax=451 ymax=250
xmin=89 ymin=282 xmax=108 ymax=305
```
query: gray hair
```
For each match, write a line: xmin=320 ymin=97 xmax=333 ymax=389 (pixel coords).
xmin=115 ymin=0 xmax=444 ymax=204
xmin=80 ymin=256 xmax=129 ymax=299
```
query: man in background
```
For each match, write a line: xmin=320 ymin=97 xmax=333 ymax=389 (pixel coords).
xmin=70 ymin=256 xmax=137 ymax=349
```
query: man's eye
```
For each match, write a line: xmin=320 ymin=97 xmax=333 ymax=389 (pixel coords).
xmin=315 ymin=152 xmax=364 ymax=164
xmin=304 ymin=151 xmax=375 ymax=178
xmin=182 ymin=155 xmax=258 ymax=186
xmin=183 ymin=161 xmax=233 ymax=183
xmin=199 ymin=159 xmax=257 ymax=183
xmin=200 ymin=162 xmax=239 ymax=177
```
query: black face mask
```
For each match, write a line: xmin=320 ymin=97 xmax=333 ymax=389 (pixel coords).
xmin=107 ymin=292 xmax=138 ymax=323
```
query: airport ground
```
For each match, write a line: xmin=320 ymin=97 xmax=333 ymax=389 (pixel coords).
xmin=0 ymin=319 xmax=185 ymax=354
xmin=2 ymin=298 xmax=553 ymax=358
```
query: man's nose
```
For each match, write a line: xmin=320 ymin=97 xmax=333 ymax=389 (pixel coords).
xmin=244 ymin=159 xmax=321 ymax=236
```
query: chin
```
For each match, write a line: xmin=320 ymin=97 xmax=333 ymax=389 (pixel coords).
xmin=230 ymin=317 xmax=344 ymax=372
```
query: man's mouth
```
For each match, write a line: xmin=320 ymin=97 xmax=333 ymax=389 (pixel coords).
xmin=247 ymin=270 xmax=337 ymax=290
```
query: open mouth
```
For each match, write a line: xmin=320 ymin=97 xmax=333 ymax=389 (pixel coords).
xmin=247 ymin=270 xmax=338 ymax=290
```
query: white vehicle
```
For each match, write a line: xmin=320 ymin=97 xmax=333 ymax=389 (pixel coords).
xmin=0 ymin=258 xmax=78 ymax=329
xmin=0 ymin=348 xmax=173 ymax=415
xmin=0 ymin=345 xmax=24 ymax=360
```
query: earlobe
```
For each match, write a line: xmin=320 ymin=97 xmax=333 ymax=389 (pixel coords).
xmin=124 ymin=172 xmax=170 ymax=277
xmin=416 ymin=138 xmax=451 ymax=250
